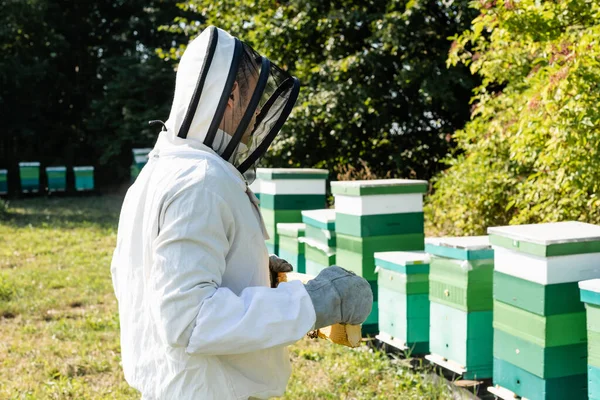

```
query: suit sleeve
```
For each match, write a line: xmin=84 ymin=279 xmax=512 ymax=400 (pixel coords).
xmin=149 ymin=183 xmax=316 ymax=356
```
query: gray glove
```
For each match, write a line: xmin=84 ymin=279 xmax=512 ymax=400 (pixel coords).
xmin=304 ymin=266 xmax=373 ymax=330
xmin=269 ymin=254 xmax=293 ymax=288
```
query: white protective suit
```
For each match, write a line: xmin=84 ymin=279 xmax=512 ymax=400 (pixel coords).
xmin=110 ymin=27 xmax=316 ymax=400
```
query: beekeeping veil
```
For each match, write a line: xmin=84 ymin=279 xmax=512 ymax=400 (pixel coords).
xmin=162 ymin=26 xmax=300 ymax=183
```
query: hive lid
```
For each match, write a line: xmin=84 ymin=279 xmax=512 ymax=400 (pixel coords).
xmin=374 ymin=251 xmax=430 ymax=267
xmin=425 ymin=236 xmax=493 ymax=260
xmin=132 ymin=148 xmax=152 ymax=155
xmin=256 ymin=168 xmax=328 ymax=180
xmin=73 ymin=166 xmax=94 ymax=171
xmin=19 ymin=162 xmax=41 ymax=167
xmin=488 ymin=222 xmax=600 ymax=257
xmin=276 ymin=223 xmax=306 ymax=238
xmin=0 ymin=169 xmax=8 ymax=174
xmin=331 ymin=179 xmax=427 ymax=196
xmin=301 ymin=209 xmax=336 ymax=230
xmin=46 ymin=166 xmax=67 ymax=172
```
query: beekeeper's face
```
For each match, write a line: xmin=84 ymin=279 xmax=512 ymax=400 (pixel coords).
xmin=220 ymin=74 xmax=260 ymax=145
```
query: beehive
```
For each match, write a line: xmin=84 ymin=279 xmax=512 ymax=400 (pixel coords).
xmin=375 ymin=251 xmax=430 ymax=354
xmin=257 ymin=168 xmax=328 ymax=255
xmin=487 ymin=221 xmax=599 ymax=400
xmin=0 ymin=169 xmax=7 ymax=195
xmin=332 ymin=179 xmax=427 ymax=334
xmin=19 ymin=162 xmax=41 ymax=193
xmin=425 ymin=236 xmax=494 ymax=379
xmin=46 ymin=166 xmax=67 ymax=193
xmin=73 ymin=166 xmax=94 ymax=191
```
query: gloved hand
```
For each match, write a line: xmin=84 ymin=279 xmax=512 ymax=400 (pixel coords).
xmin=269 ymin=254 xmax=293 ymax=288
xmin=304 ymin=266 xmax=373 ymax=330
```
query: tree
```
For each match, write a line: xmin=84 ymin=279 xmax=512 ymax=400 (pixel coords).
xmin=426 ymin=0 xmax=600 ymax=235
xmin=160 ymin=0 xmax=478 ymax=180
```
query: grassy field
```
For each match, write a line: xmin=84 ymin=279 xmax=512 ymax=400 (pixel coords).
xmin=0 ymin=196 xmax=453 ymax=399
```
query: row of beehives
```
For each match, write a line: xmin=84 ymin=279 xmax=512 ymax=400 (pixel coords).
xmin=252 ymin=168 xmax=600 ymax=400
xmin=0 ymin=163 xmax=95 ymax=195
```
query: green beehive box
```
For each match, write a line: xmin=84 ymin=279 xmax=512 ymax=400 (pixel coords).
xmin=19 ymin=162 xmax=40 ymax=193
xmin=494 ymin=271 xmax=584 ymax=316
xmin=493 ymin=328 xmax=587 ymax=379
xmin=46 ymin=166 xmax=67 ymax=193
xmin=335 ymin=212 xmax=424 ymax=237
xmin=336 ymin=234 xmax=425 ymax=282
xmin=375 ymin=251 xmax=431 ymax=353
xmin=73 ymin=166 xmax=94 ymax=191
xmin=0 ymin=169 xmax=7 ymax=194
xmin=426 ymin=236 xmax=494 ymax=312
xmin=260 ymin=194 xmax=325 ymax=210
xmin=331 ymin=179 xmax=427 ymax=237
xmin=429 ymin=301 xmax=493 ymax=379
xmin=492 ymin=357 xmax=588 ymax=400
xmin=277 ymin=223 xmax=305 ymax=273
xmin=493 ymin=300 xmax=586 ymax=348
xmin=302 ymin=209 xmax=336 ymax=247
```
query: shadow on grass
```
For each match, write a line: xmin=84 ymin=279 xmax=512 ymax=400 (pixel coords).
xmin=0 ymin=194 xmax=124 ymax=230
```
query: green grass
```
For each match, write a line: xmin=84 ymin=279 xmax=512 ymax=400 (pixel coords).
xmin=0 ymin=196 xmax=453 ymax=399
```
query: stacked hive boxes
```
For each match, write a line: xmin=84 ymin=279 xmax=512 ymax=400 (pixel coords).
xmin=425 ymin=236 xmax=494 ymax=379
xmin=276 ymin=223 xmax=306 ymax=274
xmin=488 ymin=222 xmax=598 ymax=400
xmin=46 ymin=167 xmax=67 ymax=193
xmin=131 ymin=148 xmax=152 ymax=182
xmin=580 ymin=279 xmax=600 ymax=400
xmin=331 ymin=179 xmax=427 ymax=334
xmin=19 ymin=162 xmax=41 ymax=193
xmin=300 ymin=209 xmax=336 ymax=277
xmin=0 ymin=169 xmax=7 ymax=195
xmin=374 ymin=251 xmax=430 ymax=354
xmin=74 ymin=167 xmax=95 ymax=191
xmin=257 ymin=168 xmax=328 ymax=255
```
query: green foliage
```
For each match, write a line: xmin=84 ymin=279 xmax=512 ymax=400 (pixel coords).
xmin=426 ymin=0 xmax=600 ymax=235
xmin=160 ymin=0 xmax=478 ymax=180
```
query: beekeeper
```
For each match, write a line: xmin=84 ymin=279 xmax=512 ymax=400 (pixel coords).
xmin=110 ymin=26 xmax=373 ymax=400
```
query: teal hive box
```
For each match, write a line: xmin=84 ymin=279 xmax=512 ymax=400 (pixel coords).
xmin=131 ymin=148 xmax=152 ymax=182
xmin=491 ymin=357 xmax=587 ymax=400
xmin=428 ymin=301 xmax=493 ymax=379
xmin=19 ymin=162 xmax=40 ymax=193
xmin=302 ymin=209 xmax=336 ymax=247
xmin=580 ymin=279 xmax=600 ymax=400
xmin=375 ymin=251 xmax=430 ymax=354
xmin=258 ymin=168 xmax=328 ymax=254
xmin=425 ymin=236 xmax=494 ymax=379
xmin=73 ymin=167 xmax=94 ymax=191
xmin=276 ymin=223 xmax=306 ymax=273
xmin=488 ymin=221 xmax=600 ymax=400
xmin=0 ymin=169 xmax=7 ymax=194
xmin=46 ymin=166 xmax=67 ymax=192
